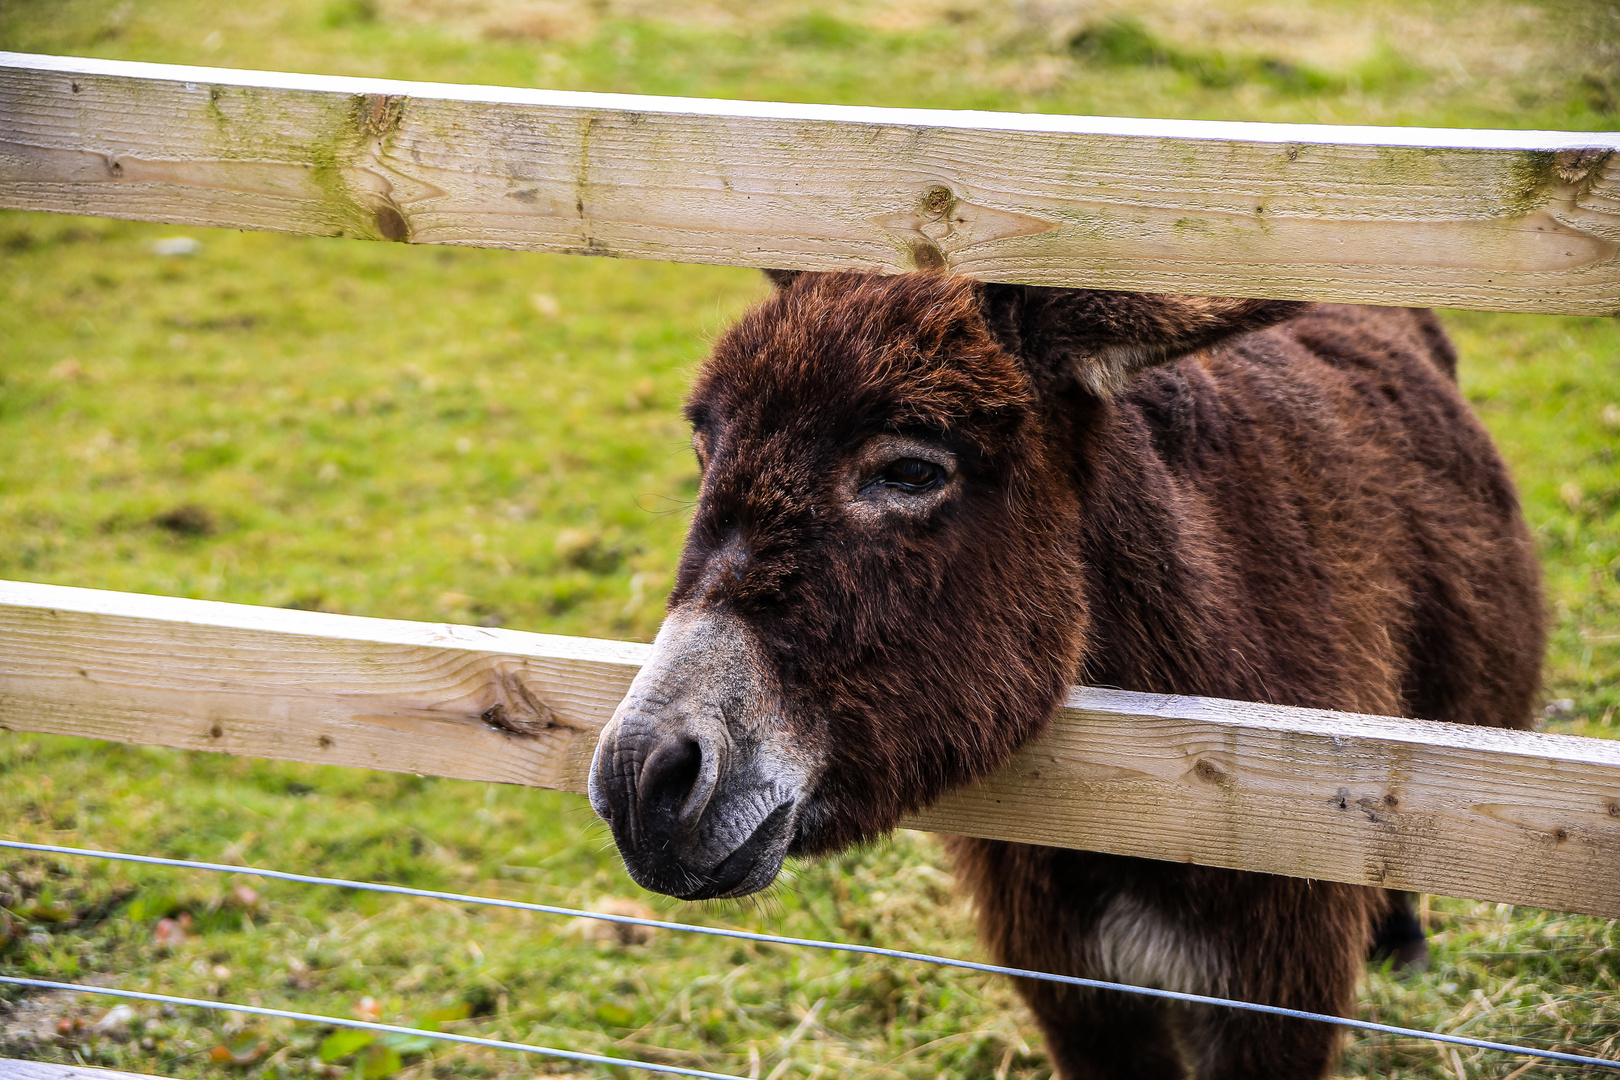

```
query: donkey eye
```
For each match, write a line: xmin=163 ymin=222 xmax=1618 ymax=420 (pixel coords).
xmin=875 ymin=458 xmax=944 ymax=492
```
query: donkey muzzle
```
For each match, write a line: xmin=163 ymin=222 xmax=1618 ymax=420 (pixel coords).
xmin=588 ymin=610 xmax=813 ymax=900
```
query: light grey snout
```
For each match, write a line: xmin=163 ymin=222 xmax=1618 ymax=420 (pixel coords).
xmin=588 ymin=610 xmax=816 ymax=899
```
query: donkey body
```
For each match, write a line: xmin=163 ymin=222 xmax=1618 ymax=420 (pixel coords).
xmin=590 ymin=272 xmax=1544 ymax=1079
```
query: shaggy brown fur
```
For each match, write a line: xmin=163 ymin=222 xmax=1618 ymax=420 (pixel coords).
xmin=592 ymin=271 xmax=1544 ymax=1079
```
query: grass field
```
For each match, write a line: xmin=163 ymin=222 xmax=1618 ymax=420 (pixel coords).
xmin=2 ymin=0 xmax=1619 ymax=1076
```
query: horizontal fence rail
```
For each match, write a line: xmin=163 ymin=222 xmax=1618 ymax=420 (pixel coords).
xmin=2 ymin=52 xmax=1619 ymax=314
xmin=3 ymin=579 xmax=1619 ymax=917
xmin=0 ymin=1061 xmax=177 ymax=1080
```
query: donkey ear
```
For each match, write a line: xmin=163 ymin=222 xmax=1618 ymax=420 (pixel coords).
xmin=762 ymin=269 xmax=804 ymax=290
xmin=979 ymin=283 xmax=1307 ymax=396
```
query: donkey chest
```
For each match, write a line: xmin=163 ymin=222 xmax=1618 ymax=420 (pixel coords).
xmin=1085 ymin=894 xmax=1230 ymax=998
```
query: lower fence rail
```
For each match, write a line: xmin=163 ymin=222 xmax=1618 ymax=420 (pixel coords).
xmin=0 ymin=1061 xmax=179 ymax=1080
xmin=5 ymin=578 xmax=1620 ymax=1077
xmin=2 ymin=579 xmax=1619 ymax=916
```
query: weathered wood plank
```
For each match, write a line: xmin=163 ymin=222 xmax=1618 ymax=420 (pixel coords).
xmin=0 ymin=580 xmax=646 ymax=794
xmin=0 ymin=1061 xmax=175 ymax=1080
xmin=908 ymin=696 xmax=1620 ymax=915
xmin=2 ymin=53 xmax=1618 ymax=314
xmin=2 ymin=579 xmax=1619 ymax=916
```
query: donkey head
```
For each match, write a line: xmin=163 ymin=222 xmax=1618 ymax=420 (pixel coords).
xmin=589 ymin=271 xmax=1299 ymax=900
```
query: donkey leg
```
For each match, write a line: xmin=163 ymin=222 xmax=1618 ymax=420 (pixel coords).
xmin=1370 ymin=890 xmax=1430 ymax=973
xmin=1023 ymin=984 xmax=1185 ymax=1080
xmin=1185 ymin=879 xmax=1381 ymax=1080
xmin=1184 ymin=1006 xmax=1346 ymax=1080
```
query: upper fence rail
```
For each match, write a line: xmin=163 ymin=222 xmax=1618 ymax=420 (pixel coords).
xmin=4 ymin=579 xmax=1620 ymax=919
xmin=2 ymin=52 xmax=1619 ymax=315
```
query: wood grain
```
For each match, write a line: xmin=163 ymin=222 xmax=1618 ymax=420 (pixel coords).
xmin=3 ymin=580 xmax=1619 ymax=916
xmin=0 ymin=580 xmax=648 ymax=794
xmin=0 ymin=1062 xmax=174 ymax=1080
xmin=908 ymin=692 xmax=1620 ymax=917
xmin=3 ymin=53 xmax=1618 ymax=314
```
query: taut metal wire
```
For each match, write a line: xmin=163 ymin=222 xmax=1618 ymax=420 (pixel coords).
xmin=0 ymin=975 xmax=741 ymax=1079
xmin=5 ymin=839 xmax=1616 ymax=1072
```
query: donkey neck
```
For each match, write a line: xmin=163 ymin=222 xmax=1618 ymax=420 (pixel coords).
xmin=1062 ymin=374 xmax=1307 ymax=707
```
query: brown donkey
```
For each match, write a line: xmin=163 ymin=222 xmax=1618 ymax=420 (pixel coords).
xmin=589 ymin=271 xmax=1544 ymax=1079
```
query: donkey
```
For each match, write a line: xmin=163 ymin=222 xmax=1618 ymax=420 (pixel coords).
xmin=588 ymin=270 xmax=1545 ymax=1079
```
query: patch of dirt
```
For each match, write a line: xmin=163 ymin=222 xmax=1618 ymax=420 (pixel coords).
xmin=152 ymin=503 xmax=218 ymax=537
xmin=0 ymin=976 xmax=117 ymax=1059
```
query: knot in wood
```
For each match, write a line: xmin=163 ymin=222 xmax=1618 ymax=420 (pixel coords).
xmin=374 ymin=203 xmax=410 ymax=243
xmin=1553 ymin=148 xmax=1611 ymax=185
xmin=920 ymin=185 xmax=955 ymax=217
xmin=909 ymin=238 xmax=947 ymax=273
xmin=359 ymin=93 xmax=407 ymax=139
xmin=481 ymin=671 xmax=559 ymax=737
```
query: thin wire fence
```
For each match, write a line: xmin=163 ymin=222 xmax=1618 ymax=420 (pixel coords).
xmin=0 ymin=975 xmax=742 ymax=1079
xmin=3 ymin=839 xmax=1616 ymax=1073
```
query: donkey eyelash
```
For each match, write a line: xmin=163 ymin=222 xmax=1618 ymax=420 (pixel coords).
xmin=866 ymin=458 xmax=946 ymax=494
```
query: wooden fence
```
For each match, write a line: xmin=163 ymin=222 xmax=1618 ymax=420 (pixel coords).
xmin=3 ymin=52 xmax=1619 ymax=313
xmin=2 ymin=52 xmax=1619 ymax=926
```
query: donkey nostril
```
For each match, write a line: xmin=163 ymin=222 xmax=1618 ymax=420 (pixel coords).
xmin=638 ymin=737 xmax=704 ymax=821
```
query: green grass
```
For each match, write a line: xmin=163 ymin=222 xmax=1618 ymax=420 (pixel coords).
xmin=2 ymin=0 xmax=1619 ymax=1076
xmin=0 ymin=215 xmax=744 ymax=639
